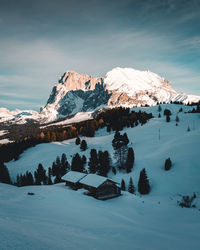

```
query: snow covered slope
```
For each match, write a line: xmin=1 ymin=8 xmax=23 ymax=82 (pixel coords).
xmin=41 ymin=68 xmax=200 ymax=121
xmin=6 ymin=104 xmax=200 ymax=197
xmin=0 ymin=182 xmax=199 ymax=250
xmin=2 ymin=104 xmax=200 ymax=249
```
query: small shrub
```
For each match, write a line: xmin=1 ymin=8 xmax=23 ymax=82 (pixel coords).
xmin=165 ymin=158 xmax=172 ymax=171
xmin=178 ymin=194 xmax=196 ymax=208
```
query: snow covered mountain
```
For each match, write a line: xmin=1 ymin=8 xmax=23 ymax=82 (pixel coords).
xmin=1 ymin=67 xmax=200 ymax=125
xmin=41 ymin=67 xmax=200 ymax=121
xmin=0 ymin=107 xmax=42 ymax=125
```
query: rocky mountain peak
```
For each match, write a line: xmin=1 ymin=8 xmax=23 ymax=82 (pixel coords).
xmin=40 ymin=67 xmax=200 ymax=122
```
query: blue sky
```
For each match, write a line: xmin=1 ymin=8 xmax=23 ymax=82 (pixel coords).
xmin=0 ymin=0 xmax=200 ymax=111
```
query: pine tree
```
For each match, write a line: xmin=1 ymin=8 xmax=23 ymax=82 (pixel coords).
xmin=34 ymin=163 xmax=47 ymax=185
xmin=71 ymin=153 xmax=84 ymax=172
xmin=166 ymin=115 xmax=170 ymax=122
xmin=82 ymin=155 xmax=87 ymax=165
xmin=112 ymin=131 xmax=129 ymax=169
xmin=175 ymin=115 xmax=179 ymax=122
xmin=97 ymin=151 xmax=111 ymax=177
xmin=128 ymin=177 xmax=135 ymax=194
xmin=80 ymin=140 xmax=87 ymax=151
xmin=121 ymin=179 xmax=126 ymax=191
xmin=164 ymin=109 xmax=171 ymax=123
xmin=138 ymin=168 xmax=150 ymax=194
xmin=47 ymin=167 xmax=53 ymax=185
xmin=165 ymin=158 xmax=172 ymax=171
xmin=88 ymin=149 xmax=98 ymax=174
xmin=125 ymin=147 xmax=135 ymax=173
xmin=158 ymin=105 xmax=162 ymax=112
xmin=52 ymin=162 xmax=57 ymax=176
xmin=54 ymin=174 xmax=61 ymax=184
xmin=60 ymin=153 xmax=68 ymax=176
xmin=26 ymin=172 xmax=34 ymax=185
xmin=0 ymin=162 xmax=11 ymax=184
xmin=75 ymin=137 xmax=81 ymax=145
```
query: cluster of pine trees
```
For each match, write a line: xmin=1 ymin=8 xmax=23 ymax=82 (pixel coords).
xmin=88 ymin=149 xmax=111 ymax=177
xmin=96 ymin=107 xmax=153 ymax=131
xmin=121 ymin=168 xmax=150 ymax=195
xmin=15 ymin=153 xmax=70 ymax=186
xmin=112 ymin=131 xmax=135 ymax=172
xmin=0 ymin=162 xmax=11 ymax=184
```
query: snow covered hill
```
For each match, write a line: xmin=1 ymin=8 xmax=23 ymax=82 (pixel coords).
xmin=6 ymin=104 xmax=200 ymax=196
xmin=1 ymin=104 xmax=200 ymax=249
xmin=41 ymin=67 xmax=200 ymax=121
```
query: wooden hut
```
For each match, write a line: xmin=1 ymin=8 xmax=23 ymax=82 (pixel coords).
xmin=62 ymin=171 xmax=87 ymax=190
xmin=79 ymin=174 xmax=121 ymax=200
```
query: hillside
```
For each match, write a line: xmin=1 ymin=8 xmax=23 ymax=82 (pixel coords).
xmin=1 ymin=104 xmax=200 ymax=249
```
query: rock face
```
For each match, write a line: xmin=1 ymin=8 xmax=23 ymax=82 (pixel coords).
xmin=41 ymin=67 xmax=200 ymax=121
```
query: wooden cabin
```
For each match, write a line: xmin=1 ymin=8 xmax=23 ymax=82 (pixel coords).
xmin=62 ymin=171 xmax=87 ymax=190
xmin=79 ymin=174 xmax=121 ymax=200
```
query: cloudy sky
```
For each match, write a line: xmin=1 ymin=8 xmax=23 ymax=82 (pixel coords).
xmin=0 ymin=0 xmax=200 ymax=110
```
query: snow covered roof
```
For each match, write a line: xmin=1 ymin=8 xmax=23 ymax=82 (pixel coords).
xmin=80 ymin=174 xmax=117 ymax=188
xmin=62 ymin=171 xmax=87 ymax=183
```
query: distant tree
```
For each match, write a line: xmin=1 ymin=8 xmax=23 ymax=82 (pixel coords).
xmin=164 ymin=109 xmax=171 ymax=122
xmin=179 ymin=107 xmax=183 ymax=112
xmin=128 ymin=177 xmax=135 ymax=194
xmin=165 ymin=158 xmax=172 ymax=171
xmin=138 ymin=168 xmax=150 ymax=194
xmin=51 ymin=132 xmax=56 ymax=142
xmin=121 ymin=179 xmax=126 ymax=191
xmin=0 ymin=162 xmax=11 ymax=184
xmin=125 ymin=147 xmax=135 ymax=173
xmin=158 ymin=105 xmax=162 ymax=112
xmin=75 ymin=137 xmax=81 ymax=145
xmin=80 ymin=140 xmax=87 ymax=151
xmin=166 ymin=115 xmax=170 ymax=122
xmin=164 ymin=109 xmax=171 ymax=116
xmin=175 ymin=115 xmax=179 ymax=122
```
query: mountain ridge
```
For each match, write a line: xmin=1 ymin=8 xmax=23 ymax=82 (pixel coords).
xmin=40 ymin=67 xmax=200 ymax=121
xmin=0 ymin=67 xmax=200 ymax=125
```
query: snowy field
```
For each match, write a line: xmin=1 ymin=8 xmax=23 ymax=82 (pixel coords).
xmin=2 ymin=104 xmax=200 ymax=249
xmin=0 ymin=183 xmax=200 ymax=250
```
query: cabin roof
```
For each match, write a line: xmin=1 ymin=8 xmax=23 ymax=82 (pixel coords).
xmin=62 ymin=171 xmax=87 ymax=183
xmin=80 ymin=174 xmax=117 ymax=188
